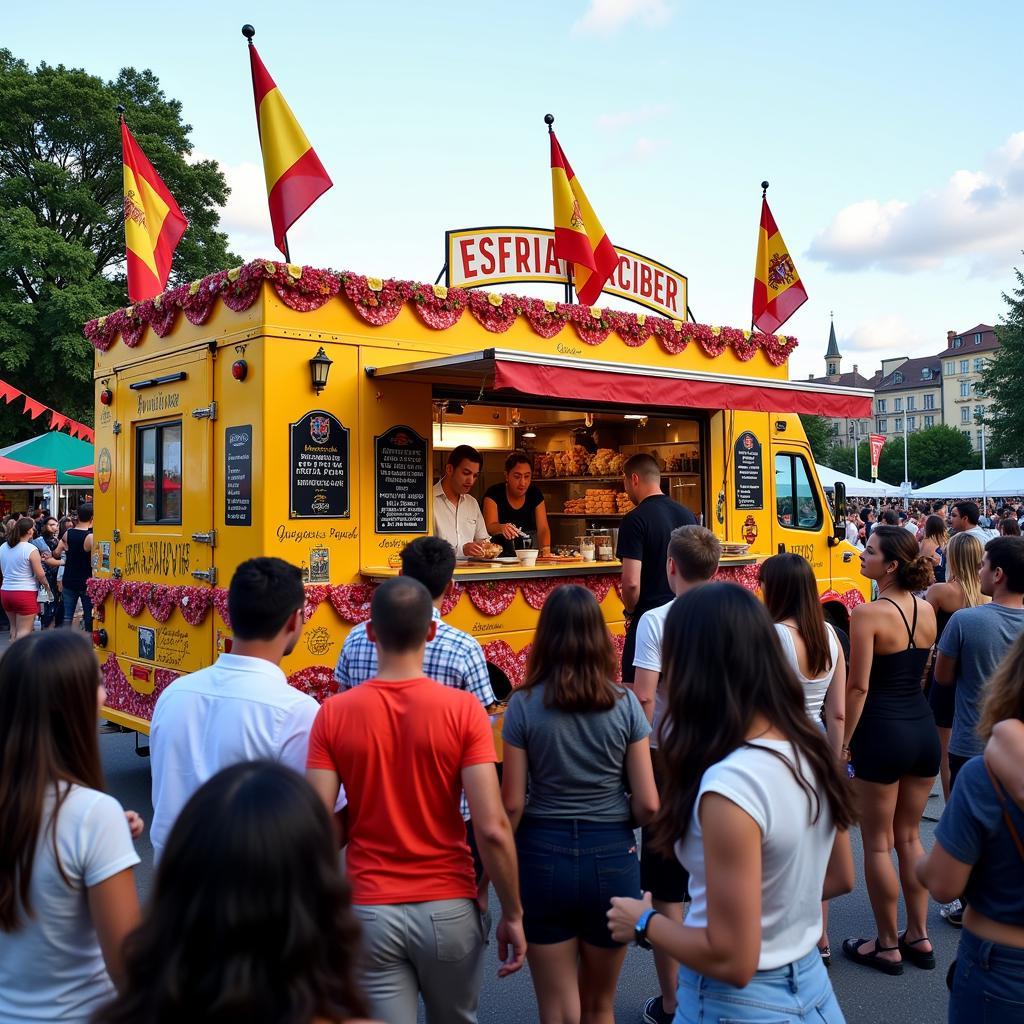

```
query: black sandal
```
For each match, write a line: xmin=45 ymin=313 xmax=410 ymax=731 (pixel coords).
xmin=899 ymin=932 xmax=936 ymax=970
xmin=841 ymin=937 xmax=904 ymax=975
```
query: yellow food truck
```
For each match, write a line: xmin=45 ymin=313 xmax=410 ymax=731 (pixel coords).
xmin=84 ymin=260 xmax=872 ymax=732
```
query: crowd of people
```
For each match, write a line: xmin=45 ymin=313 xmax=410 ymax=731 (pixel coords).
xmin=1 ymin=480 xmax=1023 ymax=1023
xmin=0 ymin=502 xmax=94 ymax=640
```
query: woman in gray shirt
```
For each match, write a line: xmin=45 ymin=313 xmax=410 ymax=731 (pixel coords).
xmin=502 ymin=585 xmax=658 ymax=1024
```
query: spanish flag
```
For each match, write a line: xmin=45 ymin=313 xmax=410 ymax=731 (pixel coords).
xmin=121 ymin=120 xmax=188 ymax=302
xmin=550 ymin=132 xmax=617 ymax=306
xmin=248 ymin=42 xmax=332 ymax=257
xmin=752 ymin=196 xmax=807 ymax=334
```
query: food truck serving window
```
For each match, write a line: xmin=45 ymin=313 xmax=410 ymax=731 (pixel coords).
xmin=136 ymin=421 xmax=183 ymax=525
xmin=774 ymin=453 xmax=822 ymax=531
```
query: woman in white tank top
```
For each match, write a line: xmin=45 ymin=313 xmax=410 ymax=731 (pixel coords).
xmin=760 ymin=553 xmax=848 ymax=968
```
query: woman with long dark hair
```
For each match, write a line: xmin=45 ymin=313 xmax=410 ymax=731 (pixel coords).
xmin=0 ymin=631 xmax=141 ymax=1022
xmin=918 ymin=631 xmax=1024 ymax=1021
xmin=760 ymin=552 xmax=846 ymax=967
xmin=920 ymin=514 xmax=949 ymax=583
xmin=502 ymin=585 xmax=658 ymax=1024
xmin=94 ymin=761 xmax=373 ymax=1024
xmin=842 ymin=525 xmax=939 ymax=974
xmin=607 ymin=584 xmax=854 ymax=1023
xmin=0 ymin=516 xmax=52 ymax=640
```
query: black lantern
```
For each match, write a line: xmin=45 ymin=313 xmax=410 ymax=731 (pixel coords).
xmin=309 ymin=346 xmax=332 ymax=395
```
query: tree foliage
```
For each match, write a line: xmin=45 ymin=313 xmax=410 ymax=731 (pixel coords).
xmin=799 ymin=415 xmax=838 ymax=464
xmin=981 ymin=260 xmax=1024 ymax=465
xmin=876 ymin=425 xmax=976 ymax=487
xmin=821 ymin=440 xmax=872 ymax=480
xmin=0 ymin=50 xmax=239 ymax=435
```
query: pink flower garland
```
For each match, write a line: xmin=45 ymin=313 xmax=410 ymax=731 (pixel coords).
xmin=83 ymin=260 xmax=799 ymax=367
xmin=287 ymin=665 xmax=337 ymax=703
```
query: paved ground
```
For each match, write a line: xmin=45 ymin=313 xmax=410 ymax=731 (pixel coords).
xmin=99 ymin=729 xmax=960 ymax=1024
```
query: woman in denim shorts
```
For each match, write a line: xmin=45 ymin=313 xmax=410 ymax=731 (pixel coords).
xmin=608 ymin=585 xmax=856 ymax=1023
xmin=502 ymin=585 xmax=658 ymax=1024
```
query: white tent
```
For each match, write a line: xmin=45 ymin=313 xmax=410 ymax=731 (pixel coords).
xmin=815 ymin=463 xmax=901 ymax=498
xmin=911 ymin=468 xmax=1024 ymax=500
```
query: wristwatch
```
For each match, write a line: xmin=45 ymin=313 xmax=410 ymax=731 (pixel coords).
xmin=634 ymin=908 xmax=659 ymax=949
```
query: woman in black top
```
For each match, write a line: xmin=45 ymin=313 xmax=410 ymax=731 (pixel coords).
xmin=841 ymin=526 xmax=939 ymax=976
xmin=483 ymin=452 xmax=551 ymax=557
xmin=55 ymin=502 xmax=94 ymax=631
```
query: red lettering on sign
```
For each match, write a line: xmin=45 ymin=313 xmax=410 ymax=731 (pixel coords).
xmin=640 ymin=263 xmax=653 ymax=298
xmin=460 ymin=239 xmax=477 ymax=280
xmin=515 ymin=236 xmax=530 ymax=273
xmin=617 ymin=254 xmax=631 ymax=290
xmin=533 ymin=235 xmax=541 ymax=273
xmin=664 ymin=275 xmax=679 ymax=313
xmin=479 ymin=236 xmax=495 ymax=275
xmin=498 ymin=236 xmax=512 ymax=274
xmin=653 ymin=269 xmax=664 ymax=306
xmin=544 ymin=238 xmax=561 ymax=275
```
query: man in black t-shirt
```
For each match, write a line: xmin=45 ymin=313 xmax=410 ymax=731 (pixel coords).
xmin=616 ymin=453 xmax=697 ymax=683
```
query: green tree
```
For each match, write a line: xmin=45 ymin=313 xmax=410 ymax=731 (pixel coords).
xmin=799 ymin=414 xmax=838 ymax=464
xmin=877 ymin=425 xmax=975 ymax=487
xmin=0 ymin=50 xmax=239 ymax=436
xmin=822 ymin=439 xmax=872 ymax=480
xmin=981 ymin=259 xmax=1024 ymax=464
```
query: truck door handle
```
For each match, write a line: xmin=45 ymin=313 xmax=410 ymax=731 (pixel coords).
xmin=191 ymin=568 xmax=218 ymax=586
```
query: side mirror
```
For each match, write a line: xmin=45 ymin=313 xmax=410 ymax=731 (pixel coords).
xmin=832 ymin=481 xmax=847 ymax=542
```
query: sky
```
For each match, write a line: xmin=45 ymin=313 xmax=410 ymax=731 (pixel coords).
xmin=6 ymin=1 xmax=1024 ymax=381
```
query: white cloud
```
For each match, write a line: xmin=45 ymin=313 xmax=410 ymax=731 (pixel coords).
xmin=841 ymin=315 xmax=930 ymax=356
xmin=808 ymin=131 xmax=1024 ymax=276
xmin=573 ymin=0 xmax=672 ymax=35
xmin=193 ymin=150 xmax=274 ymax=259
xmin=596 ymin=103 xmax=671 ymax=130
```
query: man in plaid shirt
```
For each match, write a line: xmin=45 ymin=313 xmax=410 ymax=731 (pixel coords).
xmin=334 ymin=537 xmax=496 ymax=709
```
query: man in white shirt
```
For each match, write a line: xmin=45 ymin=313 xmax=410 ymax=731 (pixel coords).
xmin=150 ymin=557 xmax=318 ymax=861
xmin=950 ymin=500 xmax=991 ymax=542
xmin=629 ymin=525 xmax=721 ymax=1024
xmin=433 ymin=444 xmax=490 ymax=558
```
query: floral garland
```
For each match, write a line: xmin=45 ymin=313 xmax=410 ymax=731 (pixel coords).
xmin=483 ymin=626 xmax=628 ymax=689
xmin=101 ymin=654 xmax=180 ymax=719
xmin=83 ymin=260 xmax=798 ymax=365
xmin=712 ymin=562 xmax=761 ymax=592
xmin=820 ymin=587 xmax=867 ymax=614
xmin=287 ymin=665 xmax=337 ymax=703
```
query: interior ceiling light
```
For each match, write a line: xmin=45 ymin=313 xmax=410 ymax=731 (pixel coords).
xmin=522 ymin=430 xmax=537 ymax=438
xmin=623 ymin=414 xmax=645 ymax=420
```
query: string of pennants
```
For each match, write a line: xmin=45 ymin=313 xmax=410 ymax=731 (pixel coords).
xmin=0 ymin=378 xmax=95 ymax=443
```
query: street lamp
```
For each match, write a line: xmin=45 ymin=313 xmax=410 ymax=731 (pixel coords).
xmin=975 ymin=408 xmax=987 ymax=514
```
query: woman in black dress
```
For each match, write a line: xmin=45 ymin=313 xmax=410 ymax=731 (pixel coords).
xmin=841 ymin=526 xmax=939 ymax=975
xmin=483 ymin=452 xmax=551 ymax=557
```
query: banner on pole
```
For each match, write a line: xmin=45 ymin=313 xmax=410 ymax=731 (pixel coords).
xmin=869 ymin=433 xmax=885 ymax=480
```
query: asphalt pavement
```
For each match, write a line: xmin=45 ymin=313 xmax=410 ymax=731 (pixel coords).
xmin=98 ymin=728 xmax=959 ymax=1024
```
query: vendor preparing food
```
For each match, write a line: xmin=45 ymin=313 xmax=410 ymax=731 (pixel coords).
xmin=482 ymin=452 xmax=552 ymax=557
xmin=432 ymin=444 xmax=490 ymax=558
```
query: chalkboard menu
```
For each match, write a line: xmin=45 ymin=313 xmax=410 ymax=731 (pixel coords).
xmin=224 ymin=424 xmax=253 ymax=526
xmin=289 ymin=411 xmax=350 ymax=519
xmin=375 ymin=425 xmax=428 ymax=533
xmin=734 ymin=431 xmax=764 ymax=510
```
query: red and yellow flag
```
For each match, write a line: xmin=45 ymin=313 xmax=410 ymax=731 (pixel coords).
xmin=121 ymin=121 xmax=188 ymax=302
xmin=550 ymin=132 xmax=617 ymax=306
xmin=248 ymin=43 xmax=332 ymax=257
xmin=752 ymin=196 xmax=807 ymax=333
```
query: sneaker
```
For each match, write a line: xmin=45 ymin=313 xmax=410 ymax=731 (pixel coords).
xmin=642 ymin=995 xmax=674 ymax=1024
xmin=940 ymin=899 xmax=963 ymax=928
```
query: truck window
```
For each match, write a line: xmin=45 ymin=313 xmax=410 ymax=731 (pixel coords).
xmin=775 ymin=453 xmax=822 ymax=531
xmin=136 ymin=421 xmax=183 ymax=524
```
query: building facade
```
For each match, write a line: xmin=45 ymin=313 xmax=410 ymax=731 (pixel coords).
xmin=807 ymin=320 xmax=998 ymax=453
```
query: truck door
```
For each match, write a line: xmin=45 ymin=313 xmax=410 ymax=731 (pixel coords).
xmin=112 ymin=347 xmax=215 ymax=676
xmin=770 ymin=447 xmax=829 ymax=578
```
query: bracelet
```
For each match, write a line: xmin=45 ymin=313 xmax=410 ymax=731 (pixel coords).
xmin=634 ymin=908 xmax=659 ymax=949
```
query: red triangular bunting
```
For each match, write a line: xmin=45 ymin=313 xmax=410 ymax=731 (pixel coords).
xmin=23 ymin=397 xmax=46 ymax=420
xmin=50 ymin=412 xmax=68 ymax=431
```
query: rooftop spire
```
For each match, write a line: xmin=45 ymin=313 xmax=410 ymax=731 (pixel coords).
xmin=825 ymin=313 xmax=841 ymax=359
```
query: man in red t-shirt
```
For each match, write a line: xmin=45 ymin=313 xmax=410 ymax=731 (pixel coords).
xmin=307 ymin=576 xmax=525 ymax=1023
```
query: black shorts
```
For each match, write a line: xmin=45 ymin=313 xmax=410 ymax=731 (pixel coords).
xmin=850 ymin=715 xmax=941 ymax=785
xmin=621 ymin=617 xmax=638 ymax=684
xmin=640 ymin=751 xmax=689 ymax=904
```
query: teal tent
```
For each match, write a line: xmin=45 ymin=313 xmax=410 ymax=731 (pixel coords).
xmin=0 ymin=433 xmax=94 ymax=486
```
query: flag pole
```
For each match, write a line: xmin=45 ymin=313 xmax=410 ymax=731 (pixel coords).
xmin=546 ymin=113 xmax=574 ymax=304
xmin=751 ymin=180 xmax=769 ymax=333
xmin=243 ymin=23 xmax=292 ymax=263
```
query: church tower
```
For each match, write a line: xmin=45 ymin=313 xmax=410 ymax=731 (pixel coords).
xmin=825 ymin=314 xmax=841 ymax=380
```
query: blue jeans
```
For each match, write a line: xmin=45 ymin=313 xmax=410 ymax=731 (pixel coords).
xmin=62 ymin=586 xmax=92 ymax=631
xmin=676 ymin=947 xmax=844 ymax=1023
xmin=516 ymin=818 xmax=639 ymax=948
xmin=949 ymin=928 xmax=1024 ymax=1023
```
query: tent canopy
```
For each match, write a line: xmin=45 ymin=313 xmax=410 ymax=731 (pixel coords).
xmin=911 ymin=468 xmax=1024 ymax=499
xmin=0 ymin=433 xmax=94 ymax=486
xmin=67 ymin=464 xmax=94 ymax=479
xmin=815 ymin=463 xmax=902 ymax=498
xmin=0 ymin=454 xmax=57 ymax=485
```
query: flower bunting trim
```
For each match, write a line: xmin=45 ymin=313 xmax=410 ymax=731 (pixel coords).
xmin=83 ymin=260 xmax=797 ymax=364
